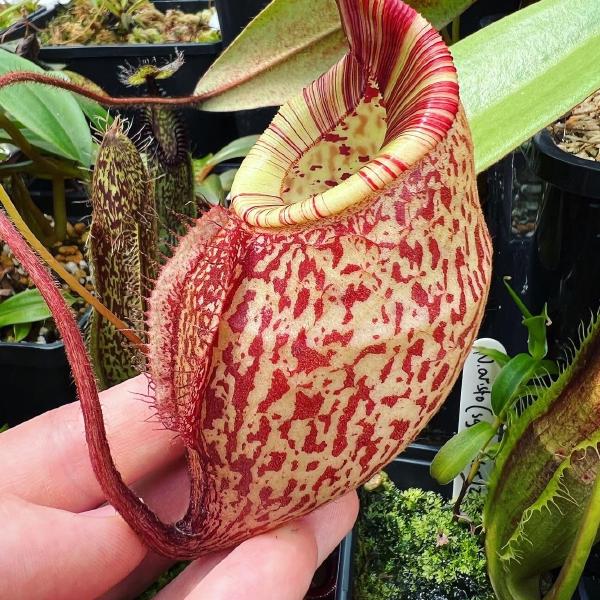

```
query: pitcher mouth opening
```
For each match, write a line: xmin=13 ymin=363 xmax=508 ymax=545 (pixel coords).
xmin=230 ymin=2 xmax=459 ymax=229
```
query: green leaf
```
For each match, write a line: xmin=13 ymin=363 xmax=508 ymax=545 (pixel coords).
xmin=502 ymin=279 xmax=550 ymax=360
xmin=61 ymin=71 xmax=111 ymax=131
xmin=12 ymin=321 xmax=31 ymax=341
xmin=476 ymin=346 xmax=511 ymax=367
xmin=0 ymin=423 xmax=8 ymax=433
xmin=491 ymin=353 xmax=539 ymax=415
xmin=194 ymin=0 xmax=476 ymax=111
xmin=534 ymin=359 xmax=559 ymax=377
xmin=503 ymin=278 xmax=533 ymax=320
xmin=0 ymin=50 xmax=92 ymax=166
xmin=523 ymin=314 xmax=549 ymax=360
xmin=430 ymin=421 xmax=495 ymax=484
xmin=0 ymin=288 xmax=76 ymax=328
xmin=195 ymin=173 xmax=225 ymax=206
xmin=208 ymin=135 xmax=260 ymax=167
xmin=452 ymin=0 xmax=600 ymax=172
xmin=219 ymin=168 xmax=238 ymax=193
xmin=0 ymin=126 xmax=71 ymax=159
xmin=193 ymin=136 xmax=258 ymax=183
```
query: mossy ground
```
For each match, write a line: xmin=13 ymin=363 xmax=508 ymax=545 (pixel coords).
xmin=354 ymin=474 xmax=494 ymax=600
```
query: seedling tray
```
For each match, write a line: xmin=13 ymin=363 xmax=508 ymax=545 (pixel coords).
xmin=28 ymin=0 xmax=236 ymax=155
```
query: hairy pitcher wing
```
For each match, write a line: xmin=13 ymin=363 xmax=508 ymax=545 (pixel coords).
xmin=147 ymin=206 xmax=250 ymax=447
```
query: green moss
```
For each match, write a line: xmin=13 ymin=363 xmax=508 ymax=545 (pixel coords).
xmin=354 ymin=474 xmax=494 ymax=600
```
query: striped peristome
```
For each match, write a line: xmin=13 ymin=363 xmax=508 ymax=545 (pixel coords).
xmin=230 ymin=0 xmax=458 ymax=228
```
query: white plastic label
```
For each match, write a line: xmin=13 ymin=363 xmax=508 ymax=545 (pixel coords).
xmin=452 ymin=337 xmax=506 ymax=499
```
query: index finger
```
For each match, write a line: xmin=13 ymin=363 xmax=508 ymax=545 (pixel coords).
xmin=0 ymin=375 xmax=184 ymax=513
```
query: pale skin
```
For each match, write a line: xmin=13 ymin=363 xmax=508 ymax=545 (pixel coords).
xmin=0 ymin=376 xmax=358 ymax=600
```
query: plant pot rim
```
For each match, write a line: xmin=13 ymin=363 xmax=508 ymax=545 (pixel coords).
xmin=0 ymin=7 xmax=47 ymax=42
xmin=39 ymin=40 xmax=221 ymax=58
xmin=532 ymin=129 xmax=600 ymax=199
xmin=0 ymin=307 xmax=90 ymax=351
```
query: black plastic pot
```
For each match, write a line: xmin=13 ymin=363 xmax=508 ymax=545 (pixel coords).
xmin=335 ymin=443 xmax=449 ymax=600
xmin=0 ymin=188 xmax=90 ymax=427
xmin=0 ymin=7 xmax=46 ymax=43
xmin=526 ymin=130 xmax=600 ymax=356
xmin=475 ymin=150 xmax=541 ymax=357
xmin=305 ymin=544 xmax=341 ymax=600
xmin=31 ymin=0 xmax=236 ymax=156
xmin=475 ymin=131 xmax=600 ymax=361
xmin=0 ymin=331 xmax=78 ymax=427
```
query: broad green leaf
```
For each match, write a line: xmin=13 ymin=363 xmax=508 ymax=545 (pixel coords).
xmin=430 ymin=421 xmax=495 ymax=484
xmin=534 ymin=359 xmax=558 ymax=377
xmin=219 ymin=168 xmax=238 ymax=193
xmin=453 ymin=0 xmax=600 ymax=172
xmin=209 ymin=135 xmax=260 ymax=166
xmin=0 ymin=288 xmax=76 ymax=328
xmin=0 ymin=126 xmax=69 ymax=158
xmin=195 ymin=173 xmax=225 ymax=206
xmin=12 ymin=321 xmax=32 ymax=341
xmin=194 ymin=135 xmax=259 ymax=182
xmin=61 ymin=71 xmax=111 ymax=131
xmin=491 ymin=353 xmax=538 ymax=415
xmin=194 ymin=0 xmax=476 ymax=111
xmin=0 ymin=50 xmax=92 ymax=166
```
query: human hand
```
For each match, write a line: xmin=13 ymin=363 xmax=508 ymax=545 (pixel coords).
xmin=0 ymin=376 xmax=358 ymax=600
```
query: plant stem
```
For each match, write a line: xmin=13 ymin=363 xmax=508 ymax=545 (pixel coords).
xmin=52 ymin=177 xmax=66 ymax=241
xmin=0 ymin=184 xmax=146 ymax=352
xmin=543 ymin=470 xmax=600 ymax=600
xmin=453 ymin=355 xmax=543 ymax=519
xmin=453 ymin=416 xmax=501 ymax=518
xmin=11 ymin=174 xmax=57 ymax=247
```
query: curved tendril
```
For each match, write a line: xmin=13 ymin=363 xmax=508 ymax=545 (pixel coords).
xmin=0 ymin=71 xmax=206 ymax=109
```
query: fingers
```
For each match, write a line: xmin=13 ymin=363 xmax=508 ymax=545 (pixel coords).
xmin=0 ymin=375 xmax=184 ymax=513
xmin=297 ymin=490 xmax=359 ymax=567
xmin=99 ymin=459 xmax=192 ymax=600
xmin=159 ymin=491 xmax=359 ymax=600
xmin=0 ymin=457 xmax=196 ymax=600
xmin=0 ymin=493 xmax=146 ymax=600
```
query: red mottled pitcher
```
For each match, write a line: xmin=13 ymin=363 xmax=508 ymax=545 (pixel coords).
xmin=0 ymin=0 xmax=491 ymax=559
